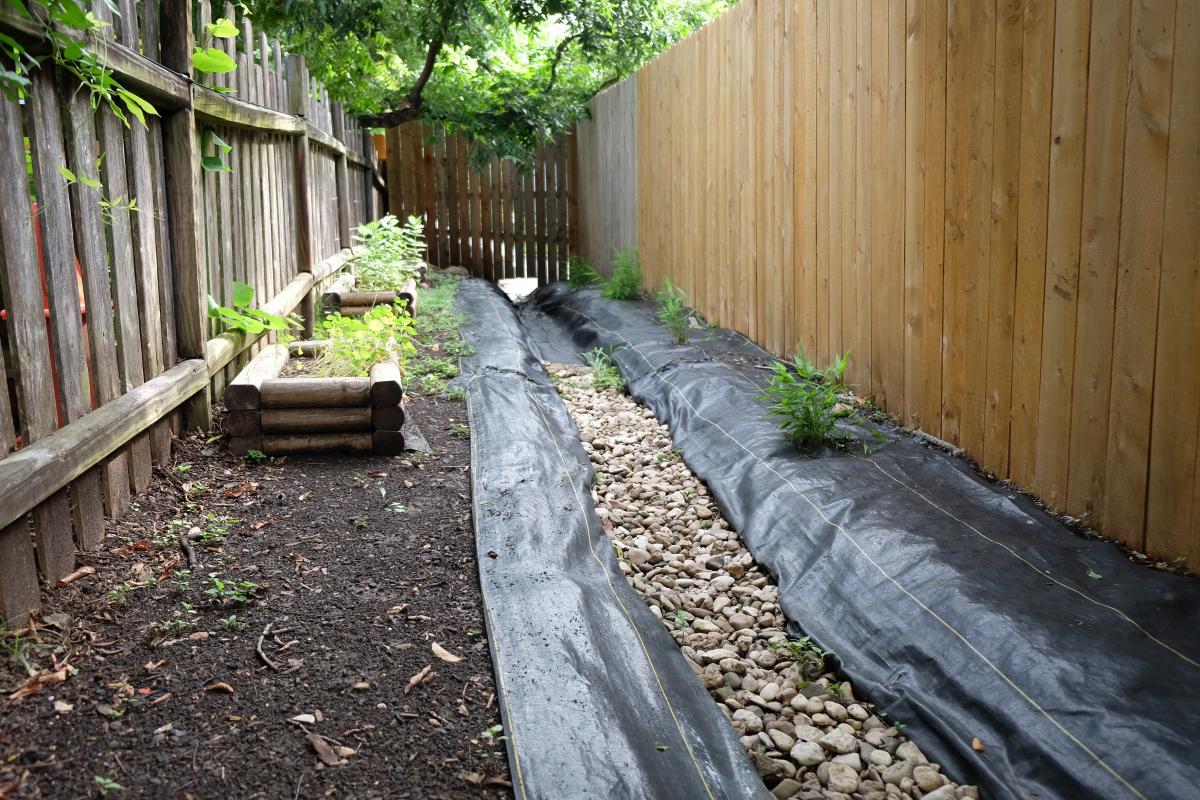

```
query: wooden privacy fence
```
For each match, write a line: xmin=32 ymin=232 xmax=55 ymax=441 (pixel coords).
xmin=574 ymin=0 xmax=1200 ymax=567
xmin=0 ymin=0 xmax=384 ymax=621
xmin=386 ymin=123 xmax=577 ymax=283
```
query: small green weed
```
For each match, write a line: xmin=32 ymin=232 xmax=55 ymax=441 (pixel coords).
xmin=443 ymin=339 xmax=475 ymax=358
xmin=150 ymin=603 xmax=198 ymax=636
xmin=173 ymin=463 xmax=192 ymax=473
xmin=199 ymin=514 xmax=239 ymax=545
xmin=449 ymin=422 xmax=471 ymax=439
xmin=318 ymin=304 xmax=418 ymax=377
xmin=443 ymin=386 xmax=466 ymax=401
xmin=94 ymin=775 xmax=124 ymax=796
xmin=582 ymin=348 xmax=626 ymax=392
xmin=351 ymin=214 xmax=425 ymax=291
xmin=567 ymin=254 xmax=601 ymax=287
xmin=758 ymin=350 xmax=852 ymax=448
xmin=655 ymin=278 xmax=690 ymax=344
xmin=219 ymin=614 xmax=250 ymax=632
xmin=601 ymin=245 xmax=643 ymax=300
xmin=416 ymin=272 xmax=466 ymax=340
xmin=770 ymin=636 xmax=829 ymax=679
xmin=203 ymin=573 xmax=260 ymax=606
xmin=242 ymin=449 xmax=268 ymax=464
xmin=411 ymin=356 xmax=459 ymax=395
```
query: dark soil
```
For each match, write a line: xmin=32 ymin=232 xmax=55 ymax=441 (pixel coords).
xmin=0 ymin=378 xmax=509 ymax=798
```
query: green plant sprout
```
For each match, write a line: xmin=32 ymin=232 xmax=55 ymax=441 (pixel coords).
xmin=567 ymin=254 xmax=601 ymax=287
xmin=317 ymin=303 xmax=418 ymax=377
xmin=758 ymin=350 xmax=852 ymax=448
xmin=352 ymin=214 xmax=426 ymax=290
xmin=208 ymin=281 xmax=302 ymax=338
xmin=602 ymin=245 xmax=643 ymax=300
xmin=655 ymin=278 xmax=690 ymax=344
xmin=582 ymin=347 xmax=626 ymax=392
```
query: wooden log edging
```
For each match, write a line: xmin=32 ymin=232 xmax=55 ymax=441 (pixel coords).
xmin=322 ymin=278 xmax=418 ymax=317
xmin=222 ymin=347 xmax=405 ymax=455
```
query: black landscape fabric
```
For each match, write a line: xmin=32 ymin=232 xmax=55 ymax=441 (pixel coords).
xmin=527 ymin=283 xmax=1200 ymax=800
xmin=456 ymin=279 xmax=768 ymax=800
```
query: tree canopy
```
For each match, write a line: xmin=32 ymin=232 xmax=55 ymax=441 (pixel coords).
xmin=247 ymin=0 xmax=729 ymax=163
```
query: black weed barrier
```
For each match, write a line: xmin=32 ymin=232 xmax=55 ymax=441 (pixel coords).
xmin=527 ymin=283 xmax=1200 ymax=800
xmin=455 ymin=280 xmax=768 ymax=800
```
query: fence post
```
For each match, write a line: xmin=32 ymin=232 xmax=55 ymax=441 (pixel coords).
xmin=331 ymin=106 xmax=353 ymax=247
xmin=362 ymin=129 xmax=376 ymax=221
xmin=288 ymin=55 xmax=316 ymax=339
xmin=160 ymin=0 xmax=211 ymax=429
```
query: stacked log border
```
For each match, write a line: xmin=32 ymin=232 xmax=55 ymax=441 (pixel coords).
xmin=223 ymin=343 xmax=405 ymax=456
xmin=322 ymin=279 xmax=418 ymax=318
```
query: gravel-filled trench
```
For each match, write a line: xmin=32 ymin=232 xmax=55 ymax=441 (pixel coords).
xmin=550 ymin=363 xmax=978 ymax=800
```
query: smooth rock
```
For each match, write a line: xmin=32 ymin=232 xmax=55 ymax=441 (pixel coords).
xmin=789 ymin=740 xmax=825 ymax=766
xmin=818 ymin=729 xmax=856 ymax=754
xmin=824 ymin=763 xmax=859 ymax=794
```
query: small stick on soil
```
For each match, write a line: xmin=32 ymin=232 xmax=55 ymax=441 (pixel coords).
xmin=256 ymin=624 xmax=280 ymax=671
xmin=178 ymin=536 xmax=197 ymax=569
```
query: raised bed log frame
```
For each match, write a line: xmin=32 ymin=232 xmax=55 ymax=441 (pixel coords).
xmin=223 ymin=342 xmax=405 ymax=456
xmin=321 ymin=278 xmax=418 ymax=318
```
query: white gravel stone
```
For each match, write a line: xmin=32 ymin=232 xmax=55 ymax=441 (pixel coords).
xmin=553 ymin=364 xmax=966 ymax=800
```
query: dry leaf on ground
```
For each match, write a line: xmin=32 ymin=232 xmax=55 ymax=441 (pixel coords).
xmin=431 ymin=642 xmax=462 ymax=663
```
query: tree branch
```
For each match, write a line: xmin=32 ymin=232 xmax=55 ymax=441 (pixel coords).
xmin=358 ymin=0 xmax=458 ymax=128
xmin=543 ymin=32 xmax=583 ymax=95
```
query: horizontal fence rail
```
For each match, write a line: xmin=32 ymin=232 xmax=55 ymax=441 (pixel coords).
xmin=386 ymin=123 xmax=577 ymax=284
xmin=0 ymin=0 xmax=385 ymax=621
xmin=573 ymin=0 xmax=1200 ymax=567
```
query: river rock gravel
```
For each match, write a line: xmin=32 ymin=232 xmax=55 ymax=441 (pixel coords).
xmin=551 ymin=363 xmax=978 ymax=800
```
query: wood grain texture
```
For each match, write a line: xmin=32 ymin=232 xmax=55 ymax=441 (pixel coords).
xmin=569 ymin=0 xmax=1200 ymax=564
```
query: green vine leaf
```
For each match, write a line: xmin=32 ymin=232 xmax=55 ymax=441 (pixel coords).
xmin=192 ymin=47 xmax=237 ymax=74
xmin=201 ymin=155 xmax=231 ymax=173
xmin=206 ymin=18 xmax=239 ymax=38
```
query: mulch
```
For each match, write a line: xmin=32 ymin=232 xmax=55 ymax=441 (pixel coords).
xmin=0 ymin=381 xmax=510 ymax=798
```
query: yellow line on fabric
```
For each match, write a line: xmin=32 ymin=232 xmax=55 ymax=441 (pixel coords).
xmin=562 ymin=306 xmax=1147 ymax=800
xmin=465 ymin=388 xmax=529 ymax=800
xmin=851 ymin=454 xmax=1200 ymax=670
xmin=473 ymin=292 xmax=714 ymax=799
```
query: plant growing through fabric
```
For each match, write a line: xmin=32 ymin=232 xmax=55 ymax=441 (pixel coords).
xmin=568 ymin=255 xmax=601 ymax=287
xmin=582 ymin=347 xmax=626 ymax=392
xmin=602 ymin=245 xmax=643 ymax=300
xmin=758 ymin=350 xmax=852 ymax=449
xmin=655 ymin=278 xmax=690 ymax=344
xmin=208 ymin=282 xmax=302 ymax=338
xmin=316 ymin=303 xmax=418 ymax=377
xmin=351 ymin=214 xmax=427 ymax=291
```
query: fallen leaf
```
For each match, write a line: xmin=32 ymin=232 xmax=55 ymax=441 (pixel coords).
xmin=431 ymin=642 xmax=462 ymax=663
xmin=307 ymin=734 xmax=343 ymax=767
xmin=290 ymin=713 xmax=317 ymax=724
xmin=483 ymin=777 xmax=513 ymax=788
xmin=369 ymin=471 xmax=388 ymax=478
xmin=53 ymin=700 xmax=73 ymax=713
xmin=188 ymin=631 xmax=210 ymax=641
xmin=153 ymin=722 xmax=173 ymax=735
xmin=351 ymin=681 xmax=370 ymax=691
xmin=55 ymin=565 xmax=96 ymax=588
xmin=333 ymin=745 xmax=356 ymax=758
xmin=458 ymin=771 xmax=485 ymax=785
xmin=144 ymin=659 xmax=168 ymax=672
xmin=131 ymin=539 xmax=151 ymax=551
xmin=298 ymin=491 xmax=313 ymax=501
xmin=250 ymin=519 xmax=272 ymax=530
xmin=972 ymin=737 xmax=985 ymax=752
xmin=404 ymin=665 xmax=433 ymax=695
xmin=8 ymin=665 xmax=73 ymax=702
xmin=204 ymin=682 xmax=235 ymax=694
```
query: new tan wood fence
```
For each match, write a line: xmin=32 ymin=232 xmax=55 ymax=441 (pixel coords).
xmin=574 ymin=0 xmax=1199 ymax=567
xmin=386 ymin=123 xmax=577 ymax=283
xmin=0 ymin=0 xmax=384 ymax=621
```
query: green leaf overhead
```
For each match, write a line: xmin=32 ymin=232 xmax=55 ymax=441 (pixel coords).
xmin=192 ymin=47 xmax=238 ymax=73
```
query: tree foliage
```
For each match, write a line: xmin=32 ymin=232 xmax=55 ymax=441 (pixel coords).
xmin=246 ymin=0 xmax=728 ymax=162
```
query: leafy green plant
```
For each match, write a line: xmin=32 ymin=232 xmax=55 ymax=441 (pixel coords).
xmin=602 ymin=246 xmax=644 ymax=300
xmin=449 ymin=422 xmax=470 ymax=438
xmin=93 ymin=775 xmax=124 ymax=796
xmin=198 ymin=514 xmax=238 ymax=545
xmin=770 ymin=636 xmax=828 ymax=679
xmin=582 ymin=347 xmax=626 ymax=392
xmin=443 ymin=386 xmax=466 ymax=400
xmin=317 ymin=303 xmax=418 ymax=377
xmin=352 ymin=214 xmax=426 ymax=291
xmin=655 ymin=278 xmax=690 ymax=344
xmin=219 ymin=614 xmax=250 ymax=632
xmin=242 ymin=449 xmax=269 ymax=463
xmin=208 ymin=281 xmax=301 ymax=338
xmin=567 ymin=255 xmax=601 ymax=287
xmin=758 ymin=351 xmax=851 ymax=448
xmin=203 ymin=573 xmax=260 ymax=606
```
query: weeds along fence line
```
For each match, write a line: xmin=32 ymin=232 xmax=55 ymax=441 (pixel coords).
xmin=573 ymin=0 xmax=1200 ymax=568
xmin=386 ymin=122 xmax=578 ymax=284
xmin=0 ymin=0 xmax=385 ymax=621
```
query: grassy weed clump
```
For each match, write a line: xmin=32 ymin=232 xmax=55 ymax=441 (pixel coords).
xmin=582 ymin=347 xmax=626 ymax=393
xmin=759 ymin=350 xmax=851 ymax=448
xmin=655 ymin=278 xmax=690 ymax=344
xmin=601 ymin=246 xmax=643 ymax=300
xmin=567 ymin=255 xmax=601 ymax=287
